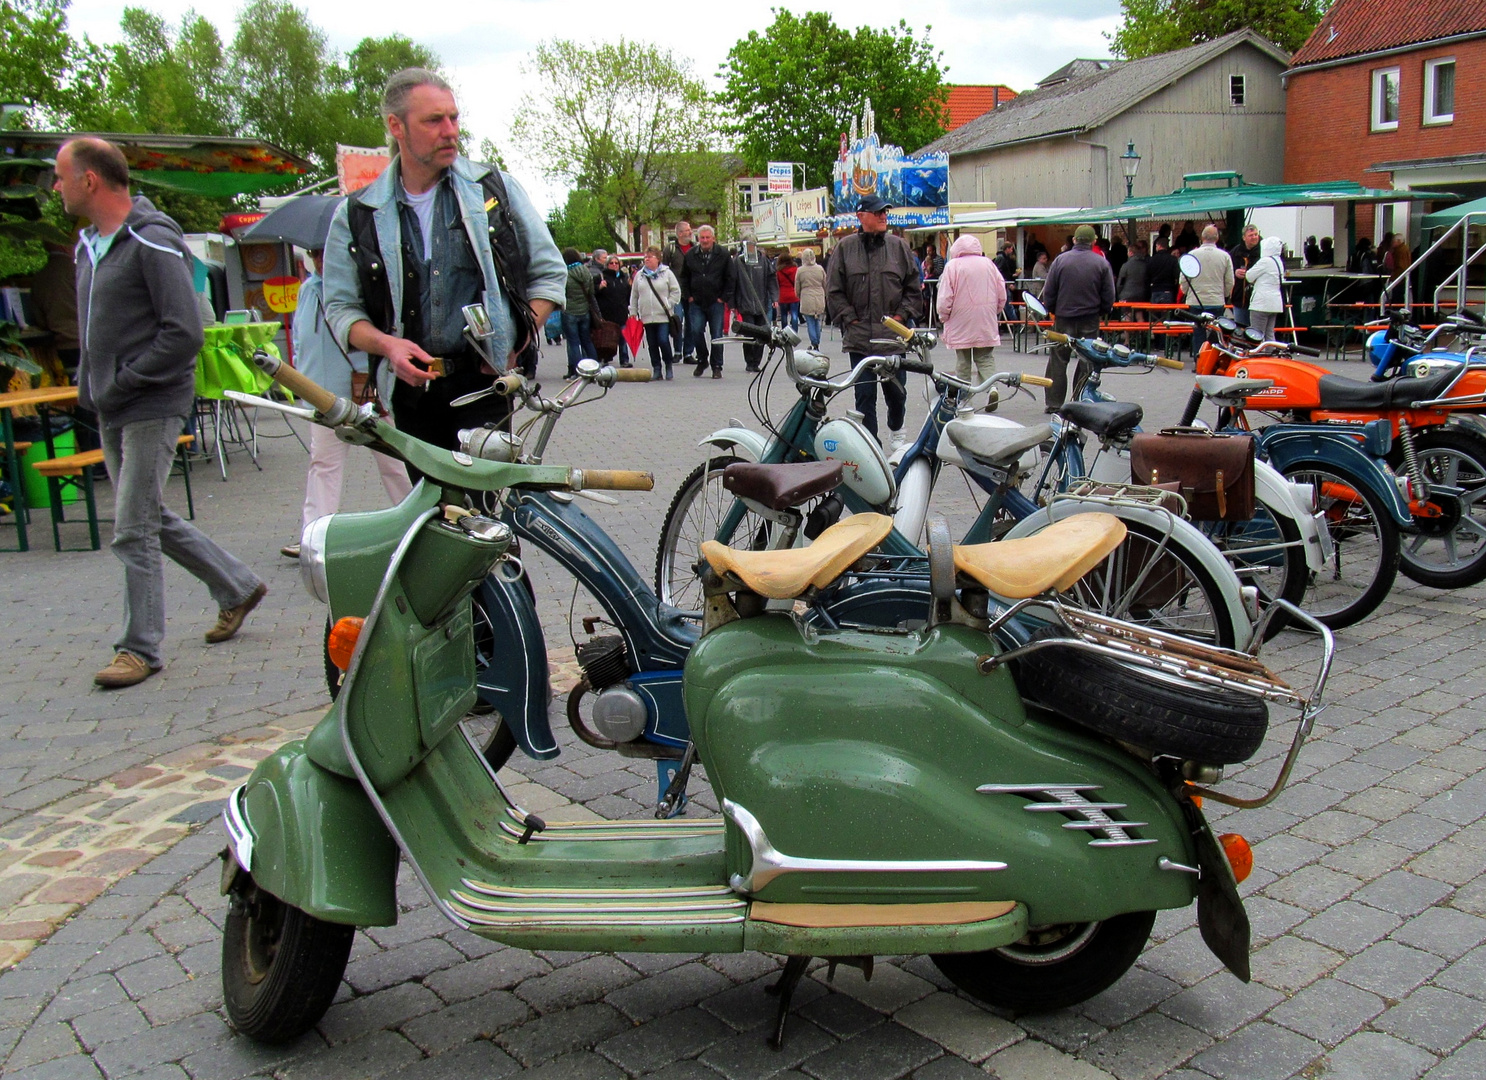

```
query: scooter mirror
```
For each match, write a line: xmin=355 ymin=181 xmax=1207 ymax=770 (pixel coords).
xmin=1178 ymin=253 xmax=1202 ymax=280
xmin=462 ymin=304 xmax=496 ymax=340
xmin=1022 ymin=294 xmax=1048 ymax=319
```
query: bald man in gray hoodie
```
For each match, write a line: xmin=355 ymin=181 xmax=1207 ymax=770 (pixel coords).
xmin=57 ymin=137 xmax=266 ymax=688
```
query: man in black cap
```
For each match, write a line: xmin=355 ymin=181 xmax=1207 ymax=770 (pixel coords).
xmin=825 ymin=194 xmax=923 ymax=448
xmin=1038 ymin=223 xmax=1115 ymax=411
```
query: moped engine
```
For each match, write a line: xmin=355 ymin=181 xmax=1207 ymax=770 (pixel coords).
xmin=568 ymin=636 xmax=647 ymax=746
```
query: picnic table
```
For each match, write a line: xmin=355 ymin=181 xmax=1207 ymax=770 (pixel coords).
xmin=1 ymin=384 xmax=79 ymax=552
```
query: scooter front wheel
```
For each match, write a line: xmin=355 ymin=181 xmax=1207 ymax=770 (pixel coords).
xmin=222 ymin=875 xmax=354 ymax=1043
xmin=932 ymin=909 xmax=1156 ymax=1014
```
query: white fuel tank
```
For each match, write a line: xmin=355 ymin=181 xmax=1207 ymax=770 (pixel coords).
xmin=815 ymin=417 xmax=897 ymax=509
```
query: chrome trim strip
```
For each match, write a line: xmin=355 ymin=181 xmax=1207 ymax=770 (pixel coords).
xmin=450 ymin=892 xmax=745 ymax=916
xmin=451 ymin=909 xmax=747 ymax=928
xmin=979 ymin=784 xmax=1157 ymax=848
xmin=1158 ymin=857 xmax=1200 ymax=874
xmin=461 ymin=880 xmax=736 ymax=900
xmin=222 ymin=785 xmax=254 ymax=874
xmin=722 ymin=799 xmax=1007 ymax=895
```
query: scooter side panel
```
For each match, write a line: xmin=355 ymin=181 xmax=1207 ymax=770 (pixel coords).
xmin=474 ymin=574 xmax=558 ymax=759
xmin=237 ymin=742 xmax=399 ymax=926
xmin=685 ymin=619 xmax=1196 ymax=927
xmin=324 ymin=483 xmax=441 ymax=621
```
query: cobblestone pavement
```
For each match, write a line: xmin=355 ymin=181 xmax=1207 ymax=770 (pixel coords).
xmin=3 ymin=334 xmax=1485 ymax=1079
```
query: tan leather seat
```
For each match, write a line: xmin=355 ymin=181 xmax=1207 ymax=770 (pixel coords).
xmin=954 ymin=513 xmax=1127 ymax=598
xmin=700 ymin=513 xmax=894 ymax=599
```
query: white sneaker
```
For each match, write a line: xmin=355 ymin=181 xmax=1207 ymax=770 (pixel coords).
xmin=889 ymin=430 xmax=907 ymax=451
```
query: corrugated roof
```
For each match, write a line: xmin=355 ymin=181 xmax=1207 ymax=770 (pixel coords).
xmin=918 ymin=29 xmax=1289 ymax=157
xmin=1291 ymin=0 xmax=1486 ymax=68
xmin=1025 ymin=180 xmax=1458 ymax=226
xmin=945 ymin=85 xmax=1019 ymax=130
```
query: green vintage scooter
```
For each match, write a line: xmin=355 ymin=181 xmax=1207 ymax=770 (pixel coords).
xmin=217 ymin=354 xmax=1332 ymax=1048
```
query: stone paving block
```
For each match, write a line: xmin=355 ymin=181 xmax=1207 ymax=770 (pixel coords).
xmin=1454 ymin=876 xmax=1486 ymax=918
xmin=1077 ymin=967 xmax=1180 ymax=1029
xmin=796 ymin=1020 xmax=939 ymax=1080
xmin=70 ymin=1001 xmax=150 ymax=1052
xmin=910 ymin=1056 xmax=985 ymax=1080
xmin=1292 ymin=899 xmax=1403 ymax=953
xmin=363 ymin=906 xmax=452 ymax=951
xmin=420 ymin=948 xmax=550 ymax=1004
xmin=1338 ymin=785 xmax=1425 ymax=822
xmin=795 ymin=993 xmax=883 ymax=1041
xmin=38 ymin=975 xmax=129 ymax=1023
xmin=1315 ymin=1030 xmax=1438 ymax=1080
xmin=514 ymin=955 xmax=641 ymax=1015
xmin=317 ymin=982 xmax=442 ymax=1046
xmin=1390 ymin=904 xmax=1486 ymax=959
xmin=517 ymin=1048 xmax=627 ymax=1079
xmin=1249 ymin=833 xmax=1326 ymax=876
xmin=1013 ymin=1009 xmax=1106 ymax=1054
xmin=1355 ymin=871 xmax=1456 ymax=917
xmin=809 ymin=963 xmax=936 ymax=1015
xmin=982 ymin=1038 xmax=1116 ymax=1080
xmin=1156 ymin=972 xmax=1283 ymax=1038
xmin=1419 ymin=1036 xmax=1486 ymax=1080
xmin=396 ymin=987 xmax=530 ymax=1054
xmin=495 ymin=1002 xmax=629 ymax=1067
xmin=1248 ymin=935 xmax=1342 ymax=994
xmin=1375 ymin=985 xmax=1485 ymax=1055
xmin=5 ymin=1055 xmax=105 ymax=1080
xmin=1267 ymin=977 xmax=1384 ymax=1047
xmin=701 ymin=973 xmax=828 ymax=1034
xmin=597 ymin=1004 xmax=735 ymax=1075
xmin=638 ymin=1061 xmax=726 ymax=1080
xmin=175 ymin=1029 xmax=325 ymax=1080
xmin=1081 ymin=1012 xmax=1211 ymax=1080
xmin=893 ymin=992 xmax=1023 ymax=1062
xmin=1289 ymin=809 xmax=1374 ymax=846
xmin=134 ymin=973 xmax=223 ymax=1028
xmin=1436 ymin=943 xmax=1486 ymax=1000
xmin=1134 ymin=928 xmax=1222 ymax=988
xmin=343 ymin=938 xmax=466 ymax=996
xmin=1260 ymin=864 xmax=1361 ymax=912
xmin=706 ymin=952 xmax=785 ymax=985
xmin=380 ymin=1038 xmax=521 ymax=1080
xmin=604 ymin=960 xmax=731 ymax=1023
xmin=6 ymin=1020 xmax=83 ymax=1071
xmin=1332 ymin=941 xmax=1446 ymax=999
xmin=1186 ymin=1020 xmax=1320 ymax=1079
xmin=1371 ymin=814 xmax=1462 ymax=855
xmin=115 ymin=955 xmax=191 ymax=1000
xmin=700 ymin=1016 xmax=837 ymax=1080
xmin=89 ymin=1011 xmax=232 ymax=1077
xmin=1243 ymin=897 xmax=1309 ymax=943
xmin=276 ymin=1029 xmax=423 ymax=1080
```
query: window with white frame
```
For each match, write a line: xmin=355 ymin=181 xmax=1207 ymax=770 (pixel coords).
xmin=1230 ymin=74 xmax=1246 ymax=107
xmin=1371 ymin=67 xmax=1400 ymax=131
xmin=737 ymin=183 xmax=755 ymax=214
xmin=1424 ymin=58 xmax=1455 ymax=125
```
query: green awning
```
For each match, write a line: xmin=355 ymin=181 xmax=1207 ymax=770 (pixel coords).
xmin=1423 ymin=196 xmax=1486 ymax=231
xmin=1026 ymin=180 xmax=1459 ymax=226
xmin=132 ymin=170 xmax=305 ymax=198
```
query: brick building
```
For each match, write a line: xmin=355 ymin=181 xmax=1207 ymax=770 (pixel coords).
xmin=1284 ymin=0 xmax=1486 ymax=242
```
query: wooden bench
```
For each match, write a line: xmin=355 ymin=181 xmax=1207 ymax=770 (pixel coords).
xmin=30 ymin=434 xmax=195 ymax=551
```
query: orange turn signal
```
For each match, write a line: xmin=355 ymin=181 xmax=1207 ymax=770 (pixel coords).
xmin=1218 ymin=833 xmax=1253 ymax=883
xmin=327 ymin=616 xmax=365 ymax=671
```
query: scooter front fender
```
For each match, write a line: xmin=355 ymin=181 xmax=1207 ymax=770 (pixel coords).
xmin=700 ymin=427 xmax=768 ymax=463
xmin=225 ymin=741 xmax=398 ymax=926
xmin=1256 ymin=426 xmax=1414 ymax=526
xmin=1254 ymin=458 xmax=1330 ymax=571
xmin=474 ymin=573 xmax=558 ymax=759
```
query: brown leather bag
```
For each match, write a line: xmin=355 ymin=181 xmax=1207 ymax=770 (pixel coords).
xmin=1129 ymin=427 xmax=1255 ymax=521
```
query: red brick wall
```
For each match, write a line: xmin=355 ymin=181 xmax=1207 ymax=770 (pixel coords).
xmin=1285 ymin=37 xmax=1486 ymax=237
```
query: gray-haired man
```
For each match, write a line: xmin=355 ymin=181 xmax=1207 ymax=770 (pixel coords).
xmin=323 ymin=68 xmax=567 ymax=464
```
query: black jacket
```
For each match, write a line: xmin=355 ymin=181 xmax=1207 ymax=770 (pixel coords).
xmin=597 ymin=268 xmax=631 ymax=324
xmin=1146 ymin=251 xmax=1179 ymax=292
xmin=681 ymin=245 xmax=734 ymax=308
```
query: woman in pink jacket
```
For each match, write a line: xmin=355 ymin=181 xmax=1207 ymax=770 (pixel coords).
xmin=936 ymin=234 xmax=1007 ymax=397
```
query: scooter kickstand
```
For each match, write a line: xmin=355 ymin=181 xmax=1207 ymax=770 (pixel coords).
xmin=655 ymin=742 xmax=697 ymax=819
xmin=764 ymin=955 xmax=812 ymax=1050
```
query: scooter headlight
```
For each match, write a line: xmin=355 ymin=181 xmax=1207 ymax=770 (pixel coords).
xmin=300 ymin=515 xmax=332 ymax=604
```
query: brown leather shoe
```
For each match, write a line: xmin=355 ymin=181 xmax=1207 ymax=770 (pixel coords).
xmin=95 ymin=651 xmax=160 ymax=689
xmin=206 ymin=582 xmax=268 ymax=644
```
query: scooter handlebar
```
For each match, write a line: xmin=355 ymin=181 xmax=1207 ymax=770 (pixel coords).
xmin=1155 ymin=356 xmax=1185 ymax=370
xmin=731 ymin=321 xmax=773 ymax=342
xmin=250 ymin=350 xmax=345 ymax=419
xmin=491 ymin=373 xmax=526 ymax=395
xmin=574 ymin=469 xmax=655 ymax=491
xmin=1286 ymin=343 xmax=1322 ymax=358
xmin=1045 ymin=330 xmax=1069 ymax=344
xmin=899 ymin=355 xmax=935 ymax=375
xmin=611 ymin=368 xmax=653 ymax=382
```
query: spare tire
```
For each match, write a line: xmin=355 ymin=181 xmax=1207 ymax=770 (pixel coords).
xmin=1014 ymin=629 xmax=1268 ymax=764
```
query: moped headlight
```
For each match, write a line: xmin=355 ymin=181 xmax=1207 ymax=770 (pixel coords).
xmin=300 ymin=514 xmax=332 ymax=604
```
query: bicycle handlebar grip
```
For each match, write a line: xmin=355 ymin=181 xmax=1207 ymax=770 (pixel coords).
xmin=575 ymin=469 xmax=655 ymax=492
xmin=1019 ymin=374 xmax=1054 ymax=387
xmin=1287 ymin=344 xmax=1322 ymax=358
xmin=732 ymin=321 xmax=773 ymax=342
xmin=490 ymin=373 xmax=526 ymax=396
xmin=1045 ymin=330 xmax=1069 ymax=343
xmin=612 ymin=368 xmax=653 ymax=382
xmin=899 ymin=355 xmax=935 ymax=375
xmin=250 ymin=349 xmax=338 ymax=415
xmin=1154 ymin=356 xmax=1185 ymax=370
xmin=881 ymin=316 xmax=915 ymax=341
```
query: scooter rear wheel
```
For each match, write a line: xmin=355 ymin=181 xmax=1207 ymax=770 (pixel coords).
xmin=222 ymin=875 xmax=354 ymax=1043
xmin=1390 ymin=428 xmax=1486 ymax=589
xmin=932 ymin=909 xmax=1156 ymax=1014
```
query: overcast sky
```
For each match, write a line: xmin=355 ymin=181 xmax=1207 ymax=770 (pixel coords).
xmin=65 ymin=0 xmax=1124 ymax=212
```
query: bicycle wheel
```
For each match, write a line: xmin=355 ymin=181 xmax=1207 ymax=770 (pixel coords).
xmin=1391 ymin=429 xmax=1486 ymax=589
xmin=1051 ymin=516 xmax=1237 ymax=648
xmin=1281 ymin=463 xmax=1400 ymax=630
xmin=655 ymin=456 xmax=771 ymax=610
xmin=1201 ymin=495 xmax=1308 ymax=640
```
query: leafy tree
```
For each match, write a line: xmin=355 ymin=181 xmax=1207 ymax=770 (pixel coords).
xmin=98 ymin=9 xmax=233 ymax=135
xmin=1110 ymin=0 xmax=1330 ymax=58
xmin=0 ymin=0 xmax=108 ymax=128
xmin=337 ymin=34 xmax=439 ymax=149
xmin=545 ymin=189 xmax=615 ymax=253
xmin=719 ymin=11 xmax=948 ymax=191
xmin=511 ymin=38 xmax=730 ymax=251
xmin=231 ymin=0 xmax=343 ymax=170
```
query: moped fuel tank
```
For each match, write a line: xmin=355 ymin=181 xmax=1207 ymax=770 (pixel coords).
xmin=815 ymin=418 xmax=897 ymax=508
xmin=684 ymin=616 xmax=1196 ymax=926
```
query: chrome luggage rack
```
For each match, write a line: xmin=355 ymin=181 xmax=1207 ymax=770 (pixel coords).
xmin=982 ymin=598 xmax=1335 ymax=809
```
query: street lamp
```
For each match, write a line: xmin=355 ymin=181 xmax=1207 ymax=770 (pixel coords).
xmin=1121 ymin=141 xmax=1141 ymax=201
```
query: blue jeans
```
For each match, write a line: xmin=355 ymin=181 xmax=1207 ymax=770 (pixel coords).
xmin=676 ymin=300 xmax=693 ymax=360
xmin=101 ymin=416 xmax=261 ymax=668
xmin=562 ymin=312 xmax=596 ymax=373
xmin=644 ymin=322 xmax=673 ymax=372
xmin=777 ymin=301 xmax=799 ymax=330
xmin=804 ymin=313 xmax=822 ymax=349
xmin=687 ymin=300 xmax=726 ymax=370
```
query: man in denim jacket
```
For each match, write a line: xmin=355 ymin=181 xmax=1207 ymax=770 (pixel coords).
xmin=322 ymin=69 xmax=566 ymax=461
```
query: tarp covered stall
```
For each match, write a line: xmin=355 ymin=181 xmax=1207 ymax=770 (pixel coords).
xmin=0 ymin=132 xmax=311 ymax=197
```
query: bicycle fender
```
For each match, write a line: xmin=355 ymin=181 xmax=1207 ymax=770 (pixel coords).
xmin=1447 ymin=413 xmax=1486 ymax=442
xmin=474 ymin=573 xmax=559 ymax=760
xmin=1003 ymin=501 xmax=1254 ymax=652
xmin=1254 ymin=459 xmax=1330 ymax=571
xmin=226 ymin=744 xmax=399 ymax=926
xmin=1256 ymin=427 xmax=1413 ymax=526
xmin=699 ymin=427 xmax=768 ymax=462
